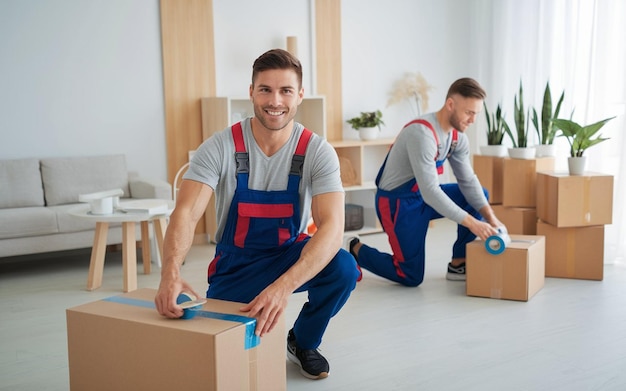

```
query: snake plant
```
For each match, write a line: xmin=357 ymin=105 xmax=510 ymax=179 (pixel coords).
xmin=510 ymin=80 xmax=530 ymax=148
xmin=532 ymin=82 xmax=565 ymax=145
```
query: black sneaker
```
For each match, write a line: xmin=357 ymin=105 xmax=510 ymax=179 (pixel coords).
xmin=342 ymin=235 xmax=363 ymax=281
xmin=446 ymin=262 xmax=466 ymax=281
xmin=287 ymin=329 xmax=329 ymax=380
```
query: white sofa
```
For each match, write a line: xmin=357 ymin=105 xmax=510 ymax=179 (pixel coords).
xmin=0 ymin=154 xmax=172 ymax=259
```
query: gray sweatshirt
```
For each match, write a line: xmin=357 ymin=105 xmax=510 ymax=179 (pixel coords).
xmin=377 ymin=112 xmax=488 ymax=224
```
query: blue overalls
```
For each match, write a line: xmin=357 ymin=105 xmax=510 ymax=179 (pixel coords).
xmin=357 ymin=119 xmax=487 ymax=287
xmin=206 ymin=122 xmax=359 ymax=349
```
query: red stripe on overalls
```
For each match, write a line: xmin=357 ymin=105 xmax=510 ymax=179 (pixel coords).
xmin=377 ymin=196 xmax=407 ymax=279
xmin=277 ymin=130 xmax=311 ymax=244
xmin=232 ymin=122 xmax=249 ymax=247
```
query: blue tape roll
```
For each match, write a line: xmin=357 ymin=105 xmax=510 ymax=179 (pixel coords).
xmin=485 ymin=234 xmax=506 ymax=255
xmin=177 ymin=292 xmax=200 ymax=319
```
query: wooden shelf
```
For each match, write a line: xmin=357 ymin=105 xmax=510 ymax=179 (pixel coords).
xmin=333 ymin=139 xmax=393 ymax=234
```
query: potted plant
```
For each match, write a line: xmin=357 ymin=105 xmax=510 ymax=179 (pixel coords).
xmin=480 ymin=102 xmax=510 ymax=157
xmin=347 ymin=110 xmax=385 ymax=141
xmin=507 ymin=80 xmax=535 ymax=159
xmin=552 ymin=116 xmax=615 ymax=175
xmin=532 ymin=82 xmax=565 ymax=157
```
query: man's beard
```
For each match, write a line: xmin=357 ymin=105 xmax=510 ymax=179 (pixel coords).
xmin=253 ymin=106 xmax=296 ymax=131
xmin=449 ymin=112 xmax=466 ymax=131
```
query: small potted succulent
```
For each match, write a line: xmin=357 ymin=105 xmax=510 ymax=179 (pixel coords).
xmin=346 ymin=110 xmax=385 ymax=140
xmin=552 ymin=116 xmax=615 ymax=175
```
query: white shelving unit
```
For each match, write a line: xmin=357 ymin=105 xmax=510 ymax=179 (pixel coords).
xmin=330 ymin=138 xmax=394 ymax=235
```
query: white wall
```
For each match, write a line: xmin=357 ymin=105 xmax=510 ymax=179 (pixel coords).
xmin=213 ymin=0 xmax=313 ymax=97
xmin=1 ymin=0 xmax=492 ymax=181
xmin=0 ymin=0 xmax=166 ymax=180
xmin=341 ymin=0 xmax=484 ymax=142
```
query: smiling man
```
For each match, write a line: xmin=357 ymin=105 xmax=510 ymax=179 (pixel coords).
xmin=155 ymin=49 xmax=359 ymax=380
xmin=346 ymin=78 xmax=504 ymax=286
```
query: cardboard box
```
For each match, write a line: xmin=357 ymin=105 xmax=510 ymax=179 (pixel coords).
xmin=473 ymin=155 xmax=504 ymax=204
xmin=466 ymin=235 xmax=545 ymax=301
xmin=537 ymin=220 xmax=605 ymax=280
xmin=536 ymin=171 xmax=613 ymax=227
xmin=502 ymin=157 xmax=555 ymax=207
xmin=67 ymin=288 xmax=286 ymax=391
xmin=491 ymin=204 xmax=537 ymax=235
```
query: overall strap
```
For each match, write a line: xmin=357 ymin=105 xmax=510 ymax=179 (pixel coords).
xmin=232 ymin=122 xmax=249 ymax=174
xmin=404 ymin=119 xmax=441 ymax=160
xmin=287 ymin=128 xmax=313 ymax=191
xmin=290 ymin=128 xmax=313 ymax=176
xmin=447 ymin=129 xmax=458 ymax=159
xmin=231 ymin=122 xmax=249 ymax=191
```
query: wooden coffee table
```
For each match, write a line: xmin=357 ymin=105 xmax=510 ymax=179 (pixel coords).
xmin=70 ymin=199 xmax=174 ymax=292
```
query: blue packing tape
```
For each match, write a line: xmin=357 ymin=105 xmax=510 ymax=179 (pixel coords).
xmin=485 ymin=234 xmax=506 ymax=255
xmin=103 ymin=296 xmax=260 ymax=349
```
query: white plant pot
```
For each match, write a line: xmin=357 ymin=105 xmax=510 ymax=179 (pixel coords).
xmin=535 ymin=144 xmax=557 ymax=157
xmin=508 ymin=147 xmax=536 ymax=160
xmin=479 ymin=145 xmax=508 ymax=157
xmin=568 ymin=156 xmax=587 ymax=175
xmin=358 ymin=127 xmax=379 ymax=141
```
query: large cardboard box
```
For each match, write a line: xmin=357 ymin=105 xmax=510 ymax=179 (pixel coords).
xmin=537 ymin=220 xmax=605 ymax=280
xmin=66 ymin=288 xmax=286 ymax=391
xmin=466 ymin=235 xmax=545 ymax=301
xmin=502 ymin=157 xmax=555 ymax=207
xmin=473 ymin=155 xmax=504 ymax=204
xmin=491 ymin=204 xmax=537 ymax=235
xmin=536 ymin=171 xmax=613 ymax=227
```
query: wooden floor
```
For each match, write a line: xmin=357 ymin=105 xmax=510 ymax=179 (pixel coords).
xmin=1 ymin=219 xmax=625 ymax=390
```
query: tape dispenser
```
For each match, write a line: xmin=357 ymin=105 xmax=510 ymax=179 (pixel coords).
xmin=485 ymin=226 xmax=511 ymax=255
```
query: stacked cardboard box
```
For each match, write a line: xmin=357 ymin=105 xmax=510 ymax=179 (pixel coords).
xmin=473 ymin=155 xmax=504 ymax=204
xmin=536 ymin=171 xmax=613 ymax=280
xmin=473 ymin=155 xmax=554 ymax=235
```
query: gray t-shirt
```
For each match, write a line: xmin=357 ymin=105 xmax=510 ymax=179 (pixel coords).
xmin=377 ymin=112 xmax=488 ymax=224
xmin=184 ymin=118 xmax=343 ymax=242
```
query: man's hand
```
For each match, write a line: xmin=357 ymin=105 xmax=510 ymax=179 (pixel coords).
xmin=239 ymin=283 xmax=291 ymax=337
xmin=464 ymin=215 xmax=499 ymax=241
xmin=154 ymin=276 xmax=201 ymax=319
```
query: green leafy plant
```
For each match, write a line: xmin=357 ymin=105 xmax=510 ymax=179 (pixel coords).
xmin=509 ymin=80 xmax=530 ymax=148
xmin=532 ymin=82 xmax=565 ymax=145
xmin=483 ymin=102 xmax=512 ymax=145
xmin=346 ymin=110 xmax=385 ymax=131
xmin=553 ymin=116 xmax=615 ymax=157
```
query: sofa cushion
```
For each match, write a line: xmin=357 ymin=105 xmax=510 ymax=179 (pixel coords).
xmin=0 ymin=158 xmax=45 ymax=208
xmin=41 ymin=155 xmax=130 ymax=206
xmin=0 ymin=207 xmax=58 ymax=239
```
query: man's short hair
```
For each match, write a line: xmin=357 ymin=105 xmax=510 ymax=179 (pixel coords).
xmin=252 ymin=48 xmax=303 ymax=89
xmin=446 ymin=78 xmax=486 ymax=100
